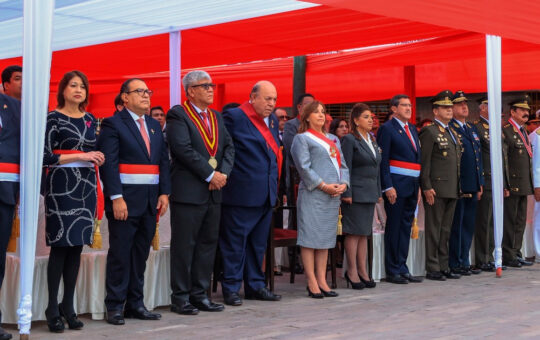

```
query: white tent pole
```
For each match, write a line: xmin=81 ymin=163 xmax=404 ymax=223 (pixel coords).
xmin=17 ymin=0 xmax=55 ymax=336
xmin=485 ymin=34 xmax=504 ymax=277
xmin=169 ymin=31 xmax=182 ymax=108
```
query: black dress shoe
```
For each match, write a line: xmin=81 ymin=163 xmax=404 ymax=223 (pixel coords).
xmin=306 ymin=286 xmax=324 ymax=299
xmin=517 ymin=257 xmax=534 ymax=266
xmin=441 ymin=270 xmax=461 ymax=279
xmin=319 ymin=287 xmax=339 ymax=297
xmin=386 ymin=274 xmax=408 ymax=284
xmin=451 ymin=267 xmax=470 ymax=276
xmin=466 ymin=266 xmax=482 ymax=274
xmin=223 ymin=292 xmax=243 ymax=306
xmin=274 ymin=270 xmax=283 ymax=276
xmin=344 ymin=271 xmax=365 ymax=290
xmin=59 ymin=304 xmax=84 ymax=330
xmin=401 ymin=273 xmax=423 ymax=283
xmin=425 ymin=271 xmax=446 ymax=281
xmin=245 ymin=287 xmax=281 ymax=301
xmin=503 ymin=259 xmax=522 ymax=268
xmin=171 ymin=301 xmax=200 ymax=315
xmin=124 ymin=306 xmax=161 ymax=320
xmin=360 ymin=275 xmax=377 ymax=288
xmin=0 ymin=327 xmax=11 ymax=340
xmin=478 ymin=263 xmax=494 ymax=272
xmin=190 ymin=298 xmax=225 ymax=312
xmin=46 ymin=316 xmax=65 ymax=333
xmin=106 ymin=310 xmax=125 ymax=326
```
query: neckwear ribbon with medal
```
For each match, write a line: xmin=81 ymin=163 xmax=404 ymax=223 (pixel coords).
xmin=305 ymin=128 xmax=342 ymax=177
xmin=182 ymin=100 xmax=220 ymax=169
xmin=508 ymin=119 xmax=532 ymax=158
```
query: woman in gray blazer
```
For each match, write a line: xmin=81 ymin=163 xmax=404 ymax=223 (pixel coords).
xmin=291 ymin=100 xmax=349 ymax=299
xmin=341 ymin=103 xmax=382 ymax=289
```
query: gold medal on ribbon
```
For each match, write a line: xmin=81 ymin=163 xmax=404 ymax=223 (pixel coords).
xmin=208 ymin=156 xmax=218 ymax=169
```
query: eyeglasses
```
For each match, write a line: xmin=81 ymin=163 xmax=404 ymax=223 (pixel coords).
xmin=191 ymin=83 xmax=217 ymax=91
xmin=126 ymin=88 xmax=153 ymax=97
xmin=278 ymin=116 xmax=288 ymax=121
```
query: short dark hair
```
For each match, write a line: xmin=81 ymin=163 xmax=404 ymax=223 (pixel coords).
xmin=150 ymin=106 xmax=164 ymax=113
xmin=389 ymin=94 xmax=409 ymax=108
xmin=2 ymin=65 xmax=22 ymax=86
xmin=114 ymin=93 xmax=123 ymax=108
xmin=222 ymin=102 xmax=240 ymax=112
xmin=329 ymin=118 xmax=348 ymax=136
xmin=295 ymin=93 xmax=314 ymax=107
xmin=57 ymin=70 xmax=89 ymax=111
xmin=120 ymin=78 xmax=144 ymax=94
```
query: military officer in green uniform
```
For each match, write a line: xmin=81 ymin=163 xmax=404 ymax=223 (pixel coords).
xmin=502 ymin=95 xmax=534 ymax=267
xmin=473 ymin=97 xmax=510 ymax=271
xmin=420 ymin=90 xmax=462 ymax=281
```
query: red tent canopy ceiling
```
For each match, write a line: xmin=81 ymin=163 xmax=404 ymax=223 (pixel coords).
xmin=308 ymin=0 xmax=540 ymax=44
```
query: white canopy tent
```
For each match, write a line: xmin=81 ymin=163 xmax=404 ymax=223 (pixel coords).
xmin=1 ymin=0 xmax=508 ymax=337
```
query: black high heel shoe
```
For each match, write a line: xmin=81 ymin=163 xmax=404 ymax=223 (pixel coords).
xmin=359 ymin=275 xmax=376 ymax=288
xmin=46 ymin=315 xmax=65 ymax=333
xmin=319 ymin=287 xmax=339 ymax=297
xmin=59 ymin=304 xmax=84 ymax=330
xmin=344 ymin=271 xmax=365 ymax=290
xmin=306 ymin=286 xmax=324 ymax=299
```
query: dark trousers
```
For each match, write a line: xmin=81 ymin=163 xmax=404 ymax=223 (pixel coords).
xmin=105 ymin=211 xmax=156 ymax=312
xmin=170 ymin=201 xmax=220 ymax=305
xmin=0 ymin=202 xmax=14 ymax=291
xmin=503 ymin=195 xmax=528 ymax=262
xmin=475 ymin=191 xmax=495 ymax=265
xmin=424 ymin=197 xmax=457 ymax=272
xmin=449 ymin=195 xmax=478 ymax=268
xmin=383 ymin=194 xmax=416 ymax=276
xmin=219 ymin=205 xmax=272 ymax=294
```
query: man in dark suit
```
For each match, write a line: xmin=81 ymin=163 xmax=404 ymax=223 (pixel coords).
xmin=98 ymin=78 xmax=171 ymax=325
xmin=502 ymin=95 xmax=534 ymax=267
xmin=420 ymin=90 xmax=462 ymax=281
xmin=166 ymin=71 xmax=234 ymax=315
xmin=1 ymin=65 xmax=22 ymax=101
xmin=377 ymin=94 xmax=423 ymax=284
xmin=448 ymin=91 xmax=484 ymax=276
xmin=0 ymin=93 xmax=20 ymax=340
xmin=219 ymin=80 xmax=282 ymax=306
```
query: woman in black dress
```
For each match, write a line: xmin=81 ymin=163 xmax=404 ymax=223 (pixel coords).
xmin=43 ymin=71 xmax=105 ymax=333
xmin=340 ymin=103 xmax=381 ymax=289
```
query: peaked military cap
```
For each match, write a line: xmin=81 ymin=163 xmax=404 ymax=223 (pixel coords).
xmin=477 ymin=96 xmax=488 ymax=105
xmin=509 ymin=94 xmax=531 ymax=110
xmin=431 ymin=90 xmax=454 ymax=106
xmin=452 ymin=90 xmax=468 ymax=103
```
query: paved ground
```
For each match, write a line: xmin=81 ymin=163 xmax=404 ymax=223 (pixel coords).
xmin=9 ymin=265 xmax=540 ymax=339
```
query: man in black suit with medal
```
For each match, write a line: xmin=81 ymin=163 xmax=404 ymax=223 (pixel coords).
xmin=166 ymin=70 xmax=234 ymax=315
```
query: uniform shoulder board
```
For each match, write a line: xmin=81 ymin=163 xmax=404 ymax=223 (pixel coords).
xmin=473 ymin=120 xmax=480 ymax=124
xmin=453 ymin=122 xmax=460 ymax=128
xmin=503 ymin=123 xmax=511 ymax=128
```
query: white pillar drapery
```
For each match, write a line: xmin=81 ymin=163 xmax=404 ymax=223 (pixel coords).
xmin=17 ymin=0 xmax=55 ymax=335
xmin=485 ymin=34 xmax=504 ymax=273
xmin=169 ymin=31 xmax=182 ymax=108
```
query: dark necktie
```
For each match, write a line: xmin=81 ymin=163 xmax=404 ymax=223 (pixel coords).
xmin=446 ymin=127 xmax=456 ymax=144
xmin=520 ymin=127 xmax=529 ymax=145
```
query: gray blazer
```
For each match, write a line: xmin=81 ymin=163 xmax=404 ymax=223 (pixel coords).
xmin=341 ymin=133 xmax=381 ymax=203
xmin=291 ymin=132 xmax=349 ymax=191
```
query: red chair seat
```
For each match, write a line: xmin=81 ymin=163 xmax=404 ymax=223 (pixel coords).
xmin=274 ymin=229 xmax=297 ymax=241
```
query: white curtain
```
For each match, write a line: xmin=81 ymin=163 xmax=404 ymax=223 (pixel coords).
xmin=17 ymin=0 xmax=55 ymax=334
xmin=485 ymin=35 xmax=504 ymax=271
xmin=169 ymin=31 xmax=182 ymax=108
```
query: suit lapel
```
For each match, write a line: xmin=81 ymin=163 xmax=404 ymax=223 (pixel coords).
xmin=120 ymin=110 xmax=150 ymax=160
xmin=148 ymin=118 xmax=160 ymax=162
xmin=391 ymin=118 xmax=417 ymax=154
xmin=356 ymin=135 xmax=377 ymax=164
xmin=246 ymin=115 xmax=272 ymax=159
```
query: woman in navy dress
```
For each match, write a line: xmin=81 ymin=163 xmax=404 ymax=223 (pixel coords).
xmin=43 ymin=71 xmax=105 ymax=333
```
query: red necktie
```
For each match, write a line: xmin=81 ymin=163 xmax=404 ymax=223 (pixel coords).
xmin=138 ymin=117 xmax=151 ymax=156
xmin=404 ymin=124 xmax=417 ymax=151
xmin=200 ymin=110 xmax=210 ymax=133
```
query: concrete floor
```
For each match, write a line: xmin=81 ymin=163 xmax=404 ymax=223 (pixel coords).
xmin=9 ymin=265 xmax=540 ymax=340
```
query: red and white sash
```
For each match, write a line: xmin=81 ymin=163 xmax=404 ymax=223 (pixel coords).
xmin=119 ymin=164 xmax=159 ymax=185
xmin=508 ymin=119 xmax=532 ymax=158
xmin=0 ymin=163 xmax=19 ymax=182
xmin=305 ymin=129 xmax=342 ymax=178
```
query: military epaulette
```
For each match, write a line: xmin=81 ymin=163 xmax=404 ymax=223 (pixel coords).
xmin=503 ymin=123 xmax=511 ymax=128
xmin=453 ymin=122 xmax=460 ymax=129
xmin=473 ymin=120 xmax=480 ymax=124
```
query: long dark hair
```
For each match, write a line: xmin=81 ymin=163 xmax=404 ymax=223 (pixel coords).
xmin=57 ymin=70 xmax=89 ymax=111
xmin=349 ymin=103 xmax=371 ymax=139
xmin=298 ymin=100 xmax=326 ymax=133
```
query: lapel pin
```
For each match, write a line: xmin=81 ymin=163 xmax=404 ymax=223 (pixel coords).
xmin=151 ymin=129 xmax=155 ymax=134
xmin=3 ymin=104 xmax=6 ymax=109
